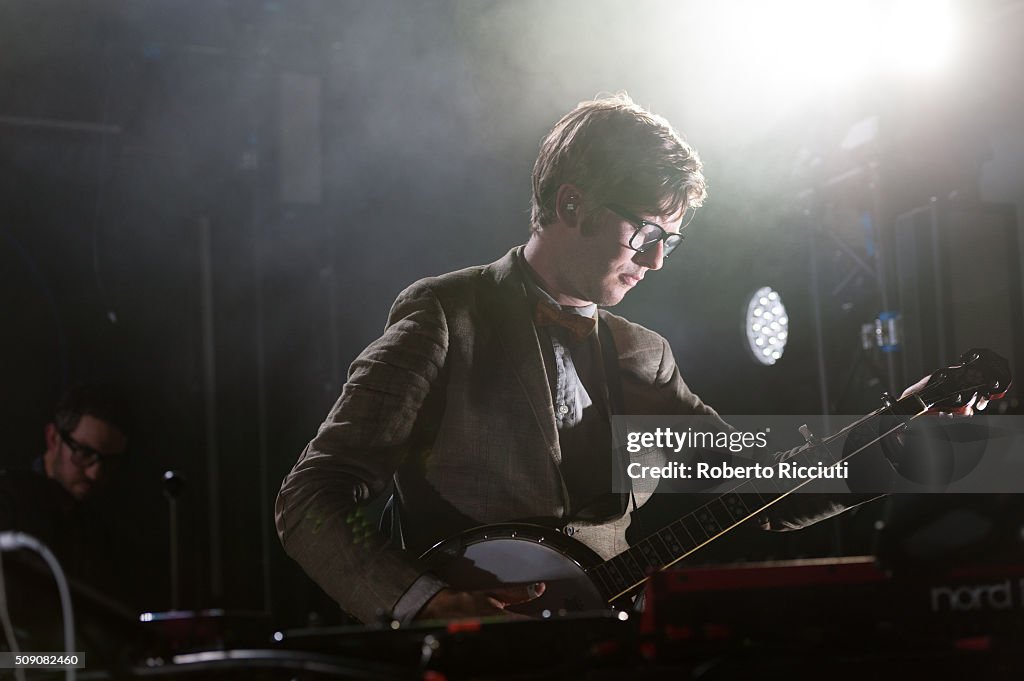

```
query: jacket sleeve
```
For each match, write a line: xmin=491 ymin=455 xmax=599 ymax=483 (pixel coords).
xmin=275 ymin=283 xmax=449 ymax=623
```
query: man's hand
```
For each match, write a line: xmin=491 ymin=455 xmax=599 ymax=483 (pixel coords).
xmin=415 ymin=582 xmax=545 ymax=621
xmin=900 ymin=375 xmax=989 ymax=415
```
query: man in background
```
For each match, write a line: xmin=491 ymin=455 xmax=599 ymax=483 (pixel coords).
xmin=0 ymin=383 xmax=137 ymax=657
xmin=1 ymin=383 xmax=131 ymax=598
xmin=1 ymin=383 xmax=129 ymax=551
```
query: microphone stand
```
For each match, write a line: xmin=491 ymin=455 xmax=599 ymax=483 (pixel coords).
xmin=162 ymin=471 xmax=185 ymax=611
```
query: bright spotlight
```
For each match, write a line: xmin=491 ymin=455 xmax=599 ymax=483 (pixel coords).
xmin=701 ymin=0 xmax=959 ymax=98
xmin=882 ymin=0 xmax=958 ymax=76
xmin=745 ymin=287 xmax=789 ymax=366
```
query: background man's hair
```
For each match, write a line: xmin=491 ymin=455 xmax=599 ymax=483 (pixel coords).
xmin=530 ymin=93 xmax=706 ymax=232
xmin=54 ymin=383 xmax=133 ymax=438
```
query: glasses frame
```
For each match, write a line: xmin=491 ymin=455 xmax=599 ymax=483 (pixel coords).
xmin=58 ymin=429 xmax=120 ymax=468
xmin=603 ymin=204 xmax=685 ymax=257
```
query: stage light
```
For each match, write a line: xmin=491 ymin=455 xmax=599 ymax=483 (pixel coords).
xmin=881 ymin=0 xmax=958 ymax=77
xmin=716 ymin=1 xmax=876 ymax=90
xmin=697 ymin=0 xmax=959 ymax=98
xmin=745 ymin=286 xmax=789 ymax=366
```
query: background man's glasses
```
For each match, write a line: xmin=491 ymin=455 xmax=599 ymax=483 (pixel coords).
xmin=59 ymin=429 xmax=120 ymax=468
xmin=604 ymin=204 xmax=685 ymax=257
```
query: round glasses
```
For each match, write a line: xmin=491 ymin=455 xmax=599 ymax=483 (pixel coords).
xmin=604 ymin=204 xmax=685 ymax=257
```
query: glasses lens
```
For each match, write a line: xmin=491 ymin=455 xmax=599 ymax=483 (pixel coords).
xmin=69 ymin=447 xmax=100 ymax=467
xmin=631 ymin=224 xmax=665 ymax=252
xmin=663 ymin=234 xmax=683 ymax=256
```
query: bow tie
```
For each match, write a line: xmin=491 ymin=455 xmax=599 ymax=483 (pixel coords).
xmin=534 ymin=300 xmax=597 ymax=343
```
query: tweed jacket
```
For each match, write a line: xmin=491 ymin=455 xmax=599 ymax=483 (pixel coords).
xmin=275 ymin=247 xmax=855 ymax=623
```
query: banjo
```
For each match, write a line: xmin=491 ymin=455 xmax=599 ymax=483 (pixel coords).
xmin=418 ymin=349 xmax=1011 ymax=616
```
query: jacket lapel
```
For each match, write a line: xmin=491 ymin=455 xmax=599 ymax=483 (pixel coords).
xmin=479 ymin=249 xmax=562 ymax=467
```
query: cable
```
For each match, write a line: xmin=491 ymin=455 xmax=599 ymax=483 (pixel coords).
xmin=0 ymin=532 xmax=76 ymax=681
xmin=0 ymin=549 xmax=28 ymax=681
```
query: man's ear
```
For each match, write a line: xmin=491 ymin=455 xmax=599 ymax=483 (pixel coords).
xmin=44 ymin=422 xmax=59 ymax=452
xmin=554 ymin=184 xmax=583 ymax=228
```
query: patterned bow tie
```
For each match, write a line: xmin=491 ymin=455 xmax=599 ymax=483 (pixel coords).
xmin=534 ymin=300 xmax=597 ymax=343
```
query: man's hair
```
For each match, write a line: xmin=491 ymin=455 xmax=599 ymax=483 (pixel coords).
xmin=53 ymin=383 xmax=133 ymax=438
xmin=530 ymin=93 xmax=706 ymax=232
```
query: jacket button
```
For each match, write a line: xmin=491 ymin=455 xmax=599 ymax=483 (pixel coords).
xmin=557 ymin=404 xmax=569 ymax=415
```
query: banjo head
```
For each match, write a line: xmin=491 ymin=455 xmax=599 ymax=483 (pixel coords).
xmin=421 ymin=523 xmax=609 ymax=617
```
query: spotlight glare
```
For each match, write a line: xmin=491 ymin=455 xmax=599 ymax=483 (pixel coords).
xmin=883 ymin=0 xmax=958 ymax=76
xmin=745 ymin=286 xmax=789 ymax=366
xmin=698 ymin=0 xmax=958 ymax=103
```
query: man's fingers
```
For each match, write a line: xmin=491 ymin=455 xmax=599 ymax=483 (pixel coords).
xmin=942 ymin=393 xmax=978 ymax=416
xmin=482 ymin=596 xmax=533 ymax=620
xmin=487 ymin=581 xmax=546 ymax=606
xmin=909 ymin=382 xmax=993 ymax=416
xmin=900 ymin=375 xmax=931 ymax=400
xmin=417 ymin=584 xmax=548 ymax=621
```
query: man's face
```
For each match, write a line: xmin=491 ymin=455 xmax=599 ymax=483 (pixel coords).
xmin=556 ymin=204 xmax=686 ymax=307
xmin=44 ymin=415 xmax=127 ymax=501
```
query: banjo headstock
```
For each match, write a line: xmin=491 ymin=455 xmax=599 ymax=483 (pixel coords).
xmin=910 ymin=348 xmax=1011 ymax=412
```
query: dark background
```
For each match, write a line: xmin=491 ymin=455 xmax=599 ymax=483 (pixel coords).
xmin=2 ymin=0 xmax=1023 ymax=626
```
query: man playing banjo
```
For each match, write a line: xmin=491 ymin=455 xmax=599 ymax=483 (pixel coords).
xmin=275 ymin=94 xmax=968 ymax=624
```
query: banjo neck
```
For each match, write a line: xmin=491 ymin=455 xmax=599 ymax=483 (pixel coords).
xmin=587 ymin=447 xmax=817 ymax=604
